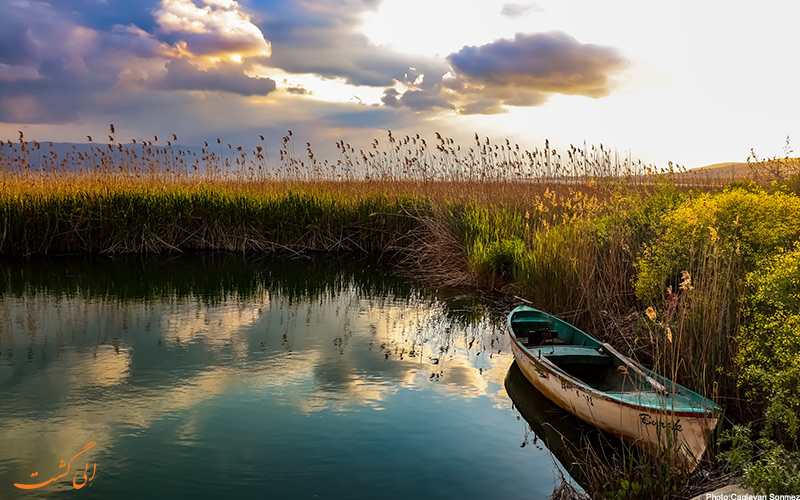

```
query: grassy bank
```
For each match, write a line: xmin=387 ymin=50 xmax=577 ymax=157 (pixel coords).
xmin=3 ymin=132 xmax=800 ymax=497
xmin=0 ymin=175 xmax=430 ymax=255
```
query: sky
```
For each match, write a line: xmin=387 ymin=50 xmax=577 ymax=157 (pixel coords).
xmin=1 ymin=0 xmax=799 ymax=168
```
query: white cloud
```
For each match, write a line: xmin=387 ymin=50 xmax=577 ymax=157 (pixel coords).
xmin=154 ymin=0 xmax=271 ymax=59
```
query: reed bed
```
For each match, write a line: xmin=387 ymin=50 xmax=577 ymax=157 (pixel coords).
xmin=1 ymin=128 xmax=724 ymax=186
xmin=0 ymin=174 xmax=432 ymax=255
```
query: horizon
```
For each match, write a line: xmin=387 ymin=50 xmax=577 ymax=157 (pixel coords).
xmin=1 ymin=0 xmax=798 ymax=170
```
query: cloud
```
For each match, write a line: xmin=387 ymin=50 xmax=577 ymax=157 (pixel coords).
xmin=151 ymin=58 xmax=276 ymax=96
xmin=53 ymin=0 xmax=160 ymax=34
xmin=447 ymin=32 xmax=627 ymax=98
xmin=0 ymin=87 xmax=84 ymax=123
xmin=0 ymin=0 xmax=278 ymax=124
xmin=285 ymin=86 xmax=309 ymax=95
xmin=382 ymin=88 xmax=453 ymax=111
xmin=0 ymin=9 xmax=39 ymax=66
xmin=107 ymin=24 xmax=176 ymax=59
xmin=255 ymin=1 xmax=447 ymax=88
xmin=0 ymin=1 xmax=107 ymax=122
xmin=0 ymin=0 xmax=625 ymax=134
xmin=381 ymin=88 xmax=401 ymax=107
xmin=0 ymin=1 xmax=99 ymax=77
xmin=154 ymin=0 xmax=271 ymax=59
xmin=500 ymin=3 xmax=544 ymax=18
xmin=0 ymin=64 xmax=41 ymax=82
xmin=379 ymin=31 xmax=627 ymax=115
xmin=459 ymin=100 xmax=508 ymax=115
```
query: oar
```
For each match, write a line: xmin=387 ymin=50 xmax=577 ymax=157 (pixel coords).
xmin=601 ymin=342 xmax=669 ymax=396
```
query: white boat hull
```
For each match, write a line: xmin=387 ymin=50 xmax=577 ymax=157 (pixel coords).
xmin=509 ymin=336 xmax=719 ymax=471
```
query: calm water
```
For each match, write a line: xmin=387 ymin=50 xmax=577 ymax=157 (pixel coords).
xmin=0 ymin=254 xmax=580 ymax=499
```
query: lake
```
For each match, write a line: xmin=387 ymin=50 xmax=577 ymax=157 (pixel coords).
xmin=0 ymin=254 xmax=581 ymax=499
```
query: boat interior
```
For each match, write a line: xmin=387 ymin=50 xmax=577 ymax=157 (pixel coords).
xmin=511 ymin=311 xmax=640 ymax=392
xmin=510 ymin=307 xmax=711 ymax=411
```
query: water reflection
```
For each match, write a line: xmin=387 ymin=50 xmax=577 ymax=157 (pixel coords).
xmin=0 ymin=254 xmax=549 ymax=499
xmin=504 ymin=361 xmax=625 ymax=492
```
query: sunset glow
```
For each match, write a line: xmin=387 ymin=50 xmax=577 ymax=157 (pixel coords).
xmin=1 ymin=0 xmax=798 ymax=167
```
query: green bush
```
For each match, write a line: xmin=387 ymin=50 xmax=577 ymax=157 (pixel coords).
xmin=737 ymin=248 xmax=800 ymax=447
xmin=484 ymin=237 xmax=526 ymax=279
xmin=635 ymin=187 xmax=800 ymax=303
xmin=721 ymin=426 xmax=800 ymax=494
xmin=743 ymin=440 xmax=800 ymax=494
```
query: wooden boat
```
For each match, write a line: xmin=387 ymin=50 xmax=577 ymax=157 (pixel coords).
xmin=505 ymin=362 xmax=598 ymax=490
xmin=507 ymin=304 xmax=721 ymax=471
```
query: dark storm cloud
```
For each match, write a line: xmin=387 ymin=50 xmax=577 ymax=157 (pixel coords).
xmin=152 ymin=59 xmax=276 ymax=96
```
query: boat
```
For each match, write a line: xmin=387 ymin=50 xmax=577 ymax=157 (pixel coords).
xmin=506 ymin=303 xmax=721 ymax=471
xmin=505 ymin=362 xmax=599 ymax=490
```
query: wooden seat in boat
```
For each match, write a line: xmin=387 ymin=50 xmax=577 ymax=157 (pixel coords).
xmin=532 ymin=345 xmax=614 ymax=365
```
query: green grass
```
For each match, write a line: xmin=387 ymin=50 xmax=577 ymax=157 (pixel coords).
xmin=0 ymin=178 xmax=427 ymax=254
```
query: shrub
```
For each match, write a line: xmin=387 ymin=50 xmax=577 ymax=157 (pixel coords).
xmin=742 ymin=440 xmax=800 ymax=494
xmin=737 ymin=248 xmax=800 ymax=448
xmin=635 ymin=187 xmax=800 ymax=303
xmin=721 ymin=426 xmax=800 ymax=494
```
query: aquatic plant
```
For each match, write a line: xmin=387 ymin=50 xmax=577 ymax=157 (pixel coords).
xmin=2 ymin=127 xmax=709 ymax=185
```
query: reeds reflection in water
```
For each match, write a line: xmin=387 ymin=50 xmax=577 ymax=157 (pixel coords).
xmin=0 ymin=253 xmax=562 ymax=499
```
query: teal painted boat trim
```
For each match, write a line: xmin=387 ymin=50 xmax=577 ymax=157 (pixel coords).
xmin=508 ymin=304 xmax=721 ymax=415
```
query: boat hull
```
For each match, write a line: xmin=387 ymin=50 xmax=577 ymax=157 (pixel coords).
xmin=509 ymin=328 xmax=719 ymax=471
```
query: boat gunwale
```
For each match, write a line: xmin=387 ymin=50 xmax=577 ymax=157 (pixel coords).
xmin=507 ymin=305 xmax=721 ymax=418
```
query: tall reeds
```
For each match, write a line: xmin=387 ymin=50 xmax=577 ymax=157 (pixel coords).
xmin=3 ymin=128 xmax=720 ymax=186
xmin=0 ymin=175 xmax=430 ymax=255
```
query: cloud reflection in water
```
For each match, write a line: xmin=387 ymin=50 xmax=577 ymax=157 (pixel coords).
xmin=0 ymin=255 xmax=516 ymax=497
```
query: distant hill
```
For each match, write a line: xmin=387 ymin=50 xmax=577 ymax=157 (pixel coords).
xmin=688 ymin=161 xmax=752 ymax=180
xmin=687 ymin=158 xmax=800 ymax=181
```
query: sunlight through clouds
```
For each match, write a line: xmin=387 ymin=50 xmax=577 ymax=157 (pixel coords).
xmin=2 ymin=0 xmax=800 ymax=167
xmin=154 ymin=0 xmax=271 ymax=62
